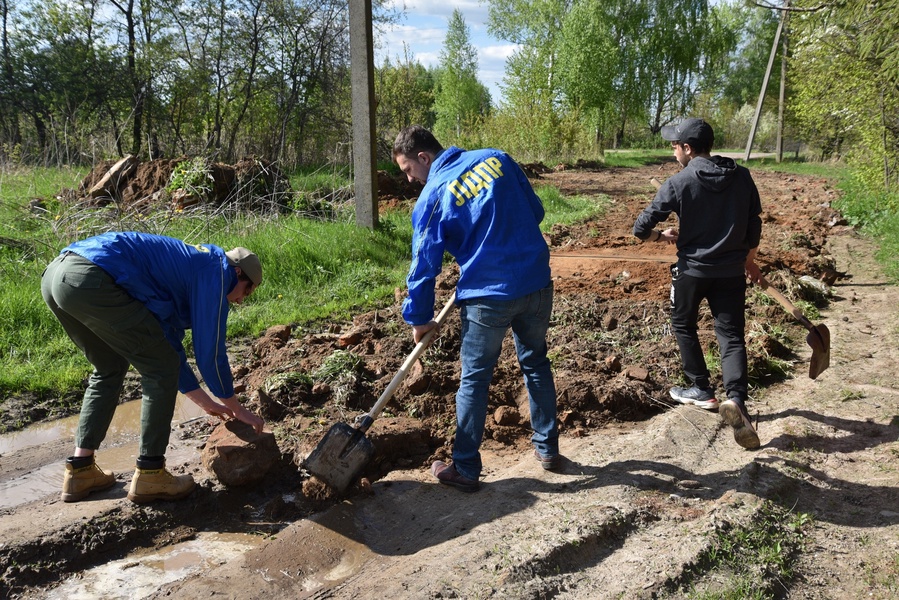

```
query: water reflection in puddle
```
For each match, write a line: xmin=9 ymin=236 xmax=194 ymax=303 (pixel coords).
xmin=40 ymin=532 xmax=261 ymax=600
xmin=0 ymin=394 xmax=209 ymax=509
xmin=0 ymin=393 xmax=206 ymax=456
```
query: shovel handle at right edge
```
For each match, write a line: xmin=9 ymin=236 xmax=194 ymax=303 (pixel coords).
xmin=757 ymin=275 xmax=815 ymax=331
xmin=357 ymin=292 xmax=457 ymax=431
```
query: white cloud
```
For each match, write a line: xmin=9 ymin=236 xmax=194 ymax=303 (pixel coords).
xmin=376 ymin=1 xmax=509 ymax=102
xmin=386 ymin=0 xmax=489 ymax=20
xmin=480 ymin=43 xmax=519 ymax=61
xmin=379 ymin=25 xmax=447 ymax=61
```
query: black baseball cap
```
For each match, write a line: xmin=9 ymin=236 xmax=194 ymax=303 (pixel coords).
xmin=660 ymin=118 xmax=714 ymax=148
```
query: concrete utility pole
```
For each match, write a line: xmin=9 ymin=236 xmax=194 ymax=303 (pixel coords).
xmin=349 ymin=0 xmax=378 ymax=229
xmin=745 ymin=1 xmax=788 ymax=162
xmin=776 ymin=10 xmax=790 ymax=163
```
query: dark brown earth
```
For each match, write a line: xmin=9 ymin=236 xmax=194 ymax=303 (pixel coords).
xmin=2 ymin=160 xmax=897 ymax=599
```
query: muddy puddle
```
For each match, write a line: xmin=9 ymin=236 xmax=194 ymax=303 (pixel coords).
xmin=40 ymin=531 xmax=261 ymax=600
xmin=0 ymin=394 xmax=209 ymax=509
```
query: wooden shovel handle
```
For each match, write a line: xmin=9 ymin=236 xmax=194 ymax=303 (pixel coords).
xmin=359 ymin=293 xmax=456 ymax=430
xmin=757 ymin=275 xmax=815 ymax=331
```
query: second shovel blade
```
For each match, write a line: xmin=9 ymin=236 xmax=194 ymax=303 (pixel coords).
xmin=807 ymin=324 xmax=831 ymax=379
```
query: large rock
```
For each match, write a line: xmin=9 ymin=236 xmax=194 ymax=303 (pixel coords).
xmin=201 ymin=420 xmax=280 ymax=486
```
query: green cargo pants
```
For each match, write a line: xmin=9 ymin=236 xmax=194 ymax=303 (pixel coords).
xmin=41 ymin=252 xmax=181 ymax=457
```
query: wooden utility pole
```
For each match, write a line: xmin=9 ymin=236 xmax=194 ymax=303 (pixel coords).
xmin=349 ymin=0 xmax=378 ymax=229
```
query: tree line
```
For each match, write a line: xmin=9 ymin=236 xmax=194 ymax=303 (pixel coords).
xmin=1 ymin=0 xmax=897 ymax=195
xmin=0 ymin=0 xmax=359 ymax=167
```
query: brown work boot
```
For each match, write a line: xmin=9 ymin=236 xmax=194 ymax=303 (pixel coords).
xmin=61 ymin=457 xmax=116 ymax=502
xmin=127 ymin=462 xmax=196 ymax=504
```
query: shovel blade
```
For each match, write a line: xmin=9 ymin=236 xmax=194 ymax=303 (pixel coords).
xmin=807 ymin=324 xmax=831 ymax=379
xmin=303 ymin=422 xmax=375 ymax=492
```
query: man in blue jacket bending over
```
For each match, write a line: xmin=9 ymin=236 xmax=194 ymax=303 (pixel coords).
xmin=42 ymin=232 xmax=265 ymax=503
xmin=393 ymin=125 xmax=560 ymax=493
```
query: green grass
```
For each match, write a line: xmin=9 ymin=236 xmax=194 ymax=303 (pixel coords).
xmin=536 ymin=185 xmax=610 ymax=230
xmin=875 ymin=210 xmax=899 ymax=281
xmin=742 ymin=155 xmax=849 ymax=179
xmin=0 ymin=208 xmax=415 ymax=397
xmin=0 ymin=165 xmax=606 ymax=404
xmin=0 ymin=165 xmax=89 ymax=203
xmin=602 ymin=149 xmax=671 ymax=168
xmin=747 ymin=156 xmax=899 ymax=283
xmin=673 ymin=502 xmax=811 ymax=600
xmin=288 ymin=163 xmax=353 ymax=194
xmin=830 ymin=174 xmax=899 ymax=281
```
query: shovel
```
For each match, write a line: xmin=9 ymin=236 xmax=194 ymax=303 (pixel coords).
xmin=303 ymin=293 xmax=456 ymax=492
xmin=756 ymin=276 xmax=830 ymax=379
xmin=647 ymin=176 xmax=830 ymax=379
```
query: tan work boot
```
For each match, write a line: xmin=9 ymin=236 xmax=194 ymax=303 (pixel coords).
xmin=127 ymin=464 xmax=196 ymax=504
xmin=61 ymin=459 xmax=116 ymax=502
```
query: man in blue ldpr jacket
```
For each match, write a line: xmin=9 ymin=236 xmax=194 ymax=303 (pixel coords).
xmin=41 ymin=232 xmax=266 ymax=503
xmin=633 ymin=117 xmax=762 ymax=450
xmin=393 ymin=125 xmax=560 ymax=493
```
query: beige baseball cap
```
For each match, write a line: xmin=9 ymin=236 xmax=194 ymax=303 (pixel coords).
xmin=225 ymin=247 xmax=262 ymax=287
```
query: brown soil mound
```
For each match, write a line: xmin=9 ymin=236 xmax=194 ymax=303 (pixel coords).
xmin=61 ymin=156 xmax=420 ymax=216
xmin=63 ymin=155 xmax=295 ymax=212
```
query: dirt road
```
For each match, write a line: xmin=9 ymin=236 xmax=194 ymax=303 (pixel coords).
xmin=1 ymin=163 xmax=897 ymax=599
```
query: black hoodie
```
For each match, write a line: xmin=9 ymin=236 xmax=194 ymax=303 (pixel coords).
xmin=633 ymin=155 xmax=762 ymax=278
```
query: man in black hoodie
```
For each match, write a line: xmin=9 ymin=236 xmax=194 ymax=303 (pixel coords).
xmin=633 ymin=118 xmax=762 ymax=450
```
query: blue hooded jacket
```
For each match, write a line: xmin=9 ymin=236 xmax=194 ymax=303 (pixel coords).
xmin=63 ymin=232 xmax=239 ymax=398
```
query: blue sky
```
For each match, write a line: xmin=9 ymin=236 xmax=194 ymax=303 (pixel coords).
xmin=377 ymin=0 xmax=518 ymax=105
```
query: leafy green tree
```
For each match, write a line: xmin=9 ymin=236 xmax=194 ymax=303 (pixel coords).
xmin=488 ymin=0 xmax=736 ymax=147
xmin=556 ymin=0 xmax=617 ymax=152
xmin=433 ymin=9 xmax=490 ymax=141
xmin=0 ymin=0 xmax=399 ymax=168
xmin=376 ymin=48 xmax=435 ymax=141
xmin=11 ymin=0 xmax=125 ymax=161
xmin=486 ymin=0 xmax=568 ymax=106
xmin=704 ymin=1 xmax=778 ymax=108
xmin=623 ymin=0 xmax=712 ymax=135
xmin=484 ymin=0 xmax=569 ymax=155
xmin=790 ymin=0 xmax=899 ymax=192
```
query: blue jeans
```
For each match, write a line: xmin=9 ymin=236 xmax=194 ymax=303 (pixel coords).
xmin=452 ymin=283 xmax=558 ymax=480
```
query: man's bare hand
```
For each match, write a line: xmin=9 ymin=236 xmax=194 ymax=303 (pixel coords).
xmin=745 ymin=247 xmax=762 ymax=284
xmin=184 ymin=388 xmax=234 ymax=421
xmin=412 ymin=320 xmax=438 ymax=344
xmin=745 ymin=260 xmax=762 ymax=284
xmin=221 ymin=395 xmax=265 ymax=433
xmin=659 ymin=228 xmax=678 ymax=244
xmin=231 ymin=404 xmax=265 ymax=433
